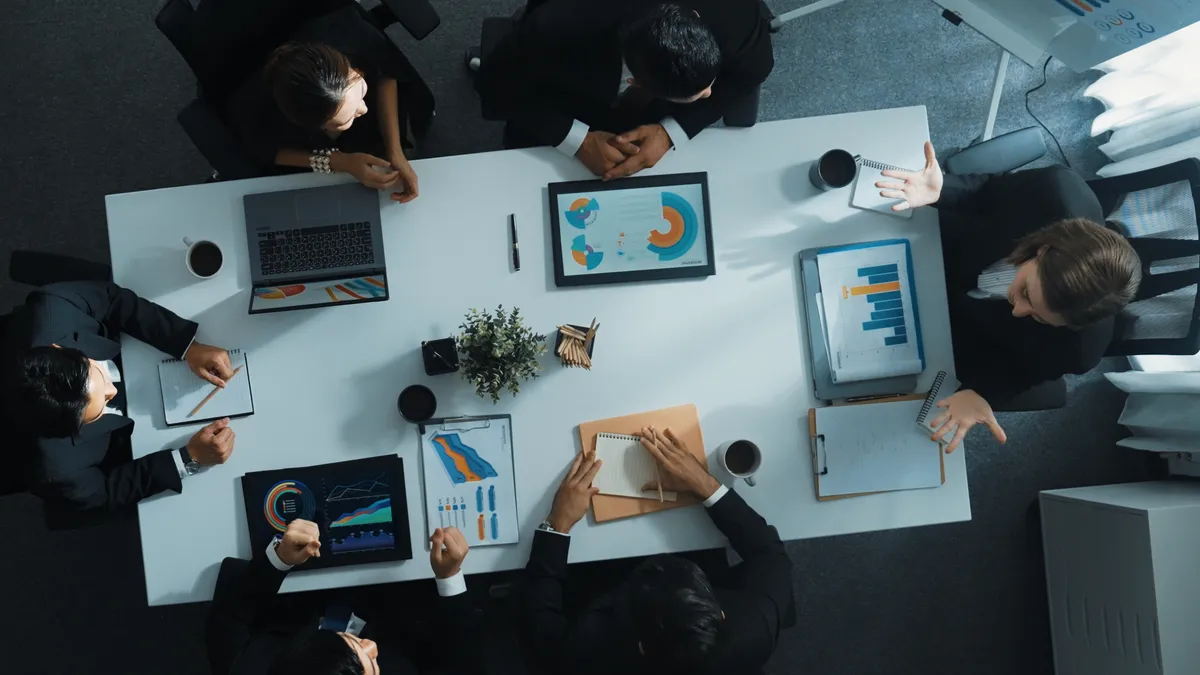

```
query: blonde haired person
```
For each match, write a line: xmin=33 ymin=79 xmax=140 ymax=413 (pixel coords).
xmin=878 ymin=143 xmax=1142 ymax=452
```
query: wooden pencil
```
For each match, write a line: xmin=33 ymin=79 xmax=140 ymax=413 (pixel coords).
xmin=188 ymin=365 xmax=243 ymax=418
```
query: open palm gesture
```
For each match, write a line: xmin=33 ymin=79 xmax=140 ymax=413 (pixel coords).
xmin=875 ymin=141 xmax=943 ymax=212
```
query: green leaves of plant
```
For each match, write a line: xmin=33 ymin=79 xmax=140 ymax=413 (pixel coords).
xmin=455 ymin=305 xmax=546 ymax=403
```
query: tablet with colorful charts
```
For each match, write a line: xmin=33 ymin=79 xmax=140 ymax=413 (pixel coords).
xmin=548 ymin=172 xmax=714 ymax=287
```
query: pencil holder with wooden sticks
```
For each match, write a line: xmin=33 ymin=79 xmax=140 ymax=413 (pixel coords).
xmin=555 ymin=319 xmax=599 ymax=370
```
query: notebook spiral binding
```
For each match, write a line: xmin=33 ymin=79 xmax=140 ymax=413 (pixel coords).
xmin=161 ymin=347 xmax=242 ymax=364
xmin=597 ymin=432 xmax=640 ymax=442
xmin=915 ymin=370 xmax=948 ymax=427
xmin=854 ymin=155 xmax=910 ymax=174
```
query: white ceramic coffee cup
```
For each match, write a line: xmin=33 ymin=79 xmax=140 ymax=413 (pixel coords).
xmin=184 ymin=237 xmax=222 ymax=278
xmin=717 ymin=439 xmax=761 ymax=487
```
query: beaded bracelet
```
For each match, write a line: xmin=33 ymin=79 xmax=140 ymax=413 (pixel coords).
xmin=309 ymin=148 xmax=337 ymax=173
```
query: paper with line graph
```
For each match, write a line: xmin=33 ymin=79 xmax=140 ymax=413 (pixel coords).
xmin=420 ymin=415 xmax=519 ymax=548
xmin=817 ymin=240 xmax=925 ymax=383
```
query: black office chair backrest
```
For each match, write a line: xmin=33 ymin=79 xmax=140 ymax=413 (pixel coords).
xmin=1090 ymin=159 xmax=1200 ymax=356
xmin=155 ymin=0 xmax=349 ymax=103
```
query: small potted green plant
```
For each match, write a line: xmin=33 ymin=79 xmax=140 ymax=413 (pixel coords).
xmin=456 ymin=305 xmax=546 ymax=403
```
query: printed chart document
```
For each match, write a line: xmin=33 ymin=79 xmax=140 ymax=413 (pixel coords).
xmin=593 ymin=433 xmax=677 ymax=501
xmin=420 ymin=416 xmax=519 ymax=548
xmin=814 ymin=400 xmax=942 ymax=496
xmin=817 ymin=241 xmax=924 ymax=383
xmin=159 ymin=349 xmax=254 ymax=426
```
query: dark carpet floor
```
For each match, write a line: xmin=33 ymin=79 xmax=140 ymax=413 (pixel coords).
xmin=0 ymin=1 xmax=1142 ymax=674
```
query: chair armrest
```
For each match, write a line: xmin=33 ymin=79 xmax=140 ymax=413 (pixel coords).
xmin=943 ymin=127 xmax=1048 ymax=176
xmin=9 ymin=251 xmax=112 ymax=286
xmin=377 ymin=0 xmax=440 ymax=40
xmin=177 ymin=99 xmax=261 ymax=181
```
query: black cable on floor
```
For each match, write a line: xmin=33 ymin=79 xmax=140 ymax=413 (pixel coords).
xmin=1026 ymin=55 xmax=1073 ymax=169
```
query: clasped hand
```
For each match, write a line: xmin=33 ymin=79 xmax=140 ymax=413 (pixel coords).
xmin=575 ymin=125 xmax=671 ymax=181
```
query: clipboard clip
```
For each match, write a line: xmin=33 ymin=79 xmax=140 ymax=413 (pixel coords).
xmin=418 ymin=415 xmax=499 ymax=435
xmin=812 ymin=434 xmax=828 ymax=476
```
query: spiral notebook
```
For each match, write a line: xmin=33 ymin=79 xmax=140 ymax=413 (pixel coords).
xmin=159 ymin=349 xmax=254 ymax=426
xmin=852 ymin=155 xmax=914 ymax=219
xmin=593 ymin=433 xmax=677 ymax=502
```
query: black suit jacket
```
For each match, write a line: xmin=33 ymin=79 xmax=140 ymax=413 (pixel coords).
xmin=477 ymin=0 xmax=774 ymax=146
xmin=205 ymin=552 xmax=482 ymax=675
xmin=936 ymin=167 xmax=1114 ymax=403
xmin=1 ymin=282 xmax=197 ymax=510
xmin=517 ymin=490 xmax=794 ymax=675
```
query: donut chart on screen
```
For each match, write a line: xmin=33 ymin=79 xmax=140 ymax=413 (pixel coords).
xmin=571 ymin=235 xmax=604 ymax=270
xmin=263 ymin=480 xmax=317 ymax=532
xmin=564 ymin=197 xmax=599 ymax=229
xmin=647 ymin=191 xmax=699 ymax=261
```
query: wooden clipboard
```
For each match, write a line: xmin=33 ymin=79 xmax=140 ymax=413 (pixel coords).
xmin=808 ymin=394 xmax=946 ymax=502
xmin=578 ymin=404 xmax=706 ymax=523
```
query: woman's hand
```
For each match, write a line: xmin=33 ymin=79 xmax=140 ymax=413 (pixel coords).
xmin=331 ymin=151 xmax=399 ymax=189
xmin=930 ymin=389 xmax=1007 ymax=453
xmin=875 ymin=140 xmax=943 ymax=212
xmin=386 ymin=149 xmax=419 ymax=203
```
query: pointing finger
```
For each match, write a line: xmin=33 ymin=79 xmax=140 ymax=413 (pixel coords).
xmin=986 ymin=417 xmax=1008 ymax=444
xmin=923 ymin=140 xmax=937 ymax=170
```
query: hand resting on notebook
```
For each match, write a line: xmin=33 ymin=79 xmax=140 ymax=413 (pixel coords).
xmin=930 ymin=389 xmax=1007 ymax=453
xmin=546 ymin=449 xmax=603 ymax=533
xmin=874 ymin=140 xmax=943 ymax=212
xmin=185 ymin=341 xmax=235 ymax=388
xmin=636 ymin=426 xmax=721 ymax=500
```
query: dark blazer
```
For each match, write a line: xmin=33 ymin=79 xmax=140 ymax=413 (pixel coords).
xmin=1 ymin=282 xmax=197 ymax=510
xmin=517 ymin=490 xmax=794 ymax=675
xmin=477 ymin=0 xmax=774 ymax=147
xmin=936 ymin=166 xmax=1114 ymax=404
xmin=205 ymin=552 xmax=482 ymax=675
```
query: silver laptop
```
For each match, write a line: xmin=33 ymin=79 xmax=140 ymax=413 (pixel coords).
xmin=243 ymin=183 xmax=389 ymax=314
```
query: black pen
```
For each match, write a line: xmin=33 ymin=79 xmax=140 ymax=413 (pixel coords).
xmin=510 ymin=213 xmax=520 ymax=271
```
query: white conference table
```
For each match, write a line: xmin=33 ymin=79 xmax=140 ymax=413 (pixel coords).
xmin=106 ymin=105 xmax=970 ymax=606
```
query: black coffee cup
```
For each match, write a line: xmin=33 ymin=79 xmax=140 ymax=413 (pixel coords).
xmin=184 ymin=237 xmax=223 ymax=278
xmin=397 ymin=385 xmax=437 ymax=423
xmin=809 ymin=149 xmax=857 ymax=191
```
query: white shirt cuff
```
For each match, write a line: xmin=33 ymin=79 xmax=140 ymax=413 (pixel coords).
xmin=703 ymin=484 xmax=730 ymax=508
xmin=435 ymin=571 xmax=467 ymax=597
xmin=265 ymin=538 xmax=293 ymax=571
xmin=659 ymin=117 xmax=688 ymax=151
xmin=556 ymin=119 xmax=589 ymax=157
xmin=172 ymin=449 xmax=189 ymax=481
xmin=181 ymin=336 xmax=196 ymax=359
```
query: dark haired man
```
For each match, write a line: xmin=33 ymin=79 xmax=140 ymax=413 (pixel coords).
xmin=477 ymin=0 xmax=774 ymax=180
xmin=518 ymin=427 xmax=794 ymax=674
xmin=206 ymin=521 xmax=481 ymax=675
xmin=1 ymin=281 xmax=237 ymax=511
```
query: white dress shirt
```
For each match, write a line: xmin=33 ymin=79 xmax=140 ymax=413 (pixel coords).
xmin=555 ymin=62 xmax=689 ymax=157
xmin=968 ymin=259 xmax=1017 ymax=300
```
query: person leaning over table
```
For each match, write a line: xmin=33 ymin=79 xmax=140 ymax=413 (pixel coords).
xmin=875 ymin=142 xmax=1143 ymax=452
xmin=206 ymin=521 xmax=483 ymax=675
xmin=0 ymin=281 xmax=237 ymax=511
xmin=476 ymin=0 xmax=773 ymax=180
xmin=228 ymin=39 xmax=419 ymax=203
xmin=516 ymin=426 xmax=794 ymax=675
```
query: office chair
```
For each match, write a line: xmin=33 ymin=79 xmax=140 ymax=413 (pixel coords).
xmin=155 ymin=0 xmax=440 ymax=181
xmin=468 ymin=1 xmax=763 ymax=130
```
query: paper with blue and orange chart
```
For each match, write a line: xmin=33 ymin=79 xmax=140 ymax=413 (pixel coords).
xmin=420 ymin=416 xmax=518 ymax=548
xmin=556 ymin=183 xmax=708 ymax=276
xmin=816 ymin=241 xmax=925 ymax=383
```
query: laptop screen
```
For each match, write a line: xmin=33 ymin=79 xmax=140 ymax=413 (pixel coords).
xmin=250 ymin=273 xmax=388 ymax=314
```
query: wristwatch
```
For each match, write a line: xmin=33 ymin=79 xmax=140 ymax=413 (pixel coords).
xmin=536 ymin=520 xmax=559 ymax=534
xmin=178 ymin=447 xmax=202 ymax=476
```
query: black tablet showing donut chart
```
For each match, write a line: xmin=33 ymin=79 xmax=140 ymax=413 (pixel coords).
xmin=548 ymin=172 xmax=715 ymax=287
xmin=241 ymin=454 xmax=412 ymax=570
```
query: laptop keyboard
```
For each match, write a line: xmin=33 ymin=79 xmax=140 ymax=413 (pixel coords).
xmin=258 ymin=222 xmax=376 ymax=277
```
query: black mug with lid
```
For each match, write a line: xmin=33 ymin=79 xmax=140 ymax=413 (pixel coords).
xmin=809 ymin=149 xmax=858 ymax=191
xmin=397 ymin=385 xmax=437 ymax=424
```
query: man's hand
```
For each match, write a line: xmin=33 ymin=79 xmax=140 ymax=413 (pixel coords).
xmin=602 ymin=124 xmax=671 ymax=181
xmin=576 ymin=131 xmax=635 ymax=177
xmin=875 ymin=140 xmax=943 ymax=212
xmin=331 ymin=151 xmax=399 ymax=189
xmin=277 ymin=519 xmax=321 ymax=567
xmin=930 ymin=389 xmax=1006 ymax=453
xmin=637 ymin=426 xmax=720 ymax=500
xmin=386 ymin=149 xmax=419 ymax=204
xmin=186 ymin=342 xmax=233 ymax=388
xmin=186 ymin=417 xmax=235 ymax=466
xmin=430 ymin=527 xmax=469 ymax=578
xmin=546 ymin=449 xmax=602 ymax=533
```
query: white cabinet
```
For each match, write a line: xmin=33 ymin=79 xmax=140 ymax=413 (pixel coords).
xmin=1040 ymin=482 xmax=1200 ymax=675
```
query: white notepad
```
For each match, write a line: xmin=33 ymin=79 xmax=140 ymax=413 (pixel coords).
xmin=851 ymin=156 xmax=914 ymax=219
xmin=159 ymin=349 xmax=254 ymax=426
xmin=814 ymin=399 xmax=942 ymax=497
xmin=593 ymin=433 xmax=677 ymax=501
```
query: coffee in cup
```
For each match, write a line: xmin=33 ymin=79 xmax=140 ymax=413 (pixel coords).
xmin=809 ymin=149 xmax=857 ymax=191
xmin=718 ymin=439 xmax=762 ymax=487
xmin=184 ymin=237 xmax=223 ymax=278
